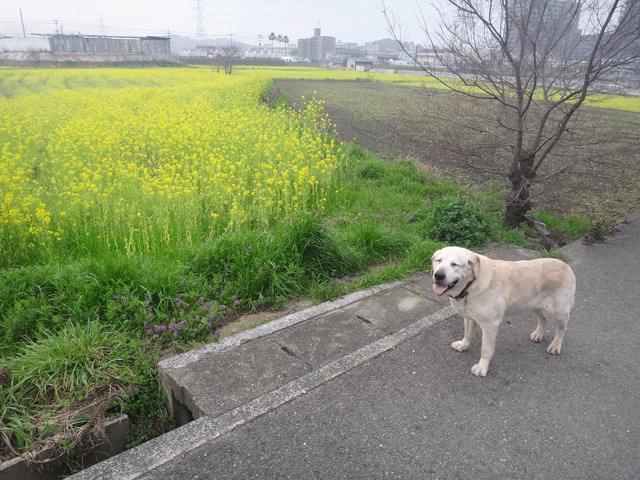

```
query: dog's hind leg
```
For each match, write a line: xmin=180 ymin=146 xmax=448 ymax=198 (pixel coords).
xmin=530 ymin=308 xmax=546 ymax=343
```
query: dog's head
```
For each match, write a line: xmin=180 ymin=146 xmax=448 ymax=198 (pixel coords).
xmin=430 ymin=246 xmax=480 ymax=297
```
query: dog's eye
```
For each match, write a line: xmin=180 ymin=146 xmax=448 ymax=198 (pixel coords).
xmin=451 ymin=262 xmax=459 ymax=267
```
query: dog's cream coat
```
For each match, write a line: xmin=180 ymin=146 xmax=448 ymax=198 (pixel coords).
xmin=431 ymin=246 xmax=576 ymax=377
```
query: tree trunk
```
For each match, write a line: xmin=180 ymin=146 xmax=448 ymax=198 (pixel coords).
xmin=505 ymin=152 xmax=536 ymax=227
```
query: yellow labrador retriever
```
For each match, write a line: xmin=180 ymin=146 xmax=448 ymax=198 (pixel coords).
xmin=431 ymin=246 xmax=576 ymax=377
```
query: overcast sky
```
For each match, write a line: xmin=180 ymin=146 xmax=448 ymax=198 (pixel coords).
xmin=1 ymin=0 xmax=432 ymax=45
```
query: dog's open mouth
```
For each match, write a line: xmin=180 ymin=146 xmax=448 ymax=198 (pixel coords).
xmin=432 ymin=280 xmax=458 ymax=297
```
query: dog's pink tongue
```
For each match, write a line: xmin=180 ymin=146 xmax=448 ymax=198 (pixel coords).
xmin=432 ymin=283 xmax=447 ymax=297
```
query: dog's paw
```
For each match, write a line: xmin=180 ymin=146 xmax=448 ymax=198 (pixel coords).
xmin=451 ymin=340 xmax=470 ymax=352
xmin=530 ymin=330 xmax=544 ymax=343
xmin=471 ymin=363 xmax=488 ymax=377
xmin=547 ymin=343 xmax=562 ymax=355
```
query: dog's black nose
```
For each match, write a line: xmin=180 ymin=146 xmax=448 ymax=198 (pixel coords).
xmin=434 ymin=272 xmax=445 ymax=282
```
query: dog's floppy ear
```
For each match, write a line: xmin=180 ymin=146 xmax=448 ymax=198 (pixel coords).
xmin=468 ymin=254 xmax=481 ymax=278
xmin=430 ymin=255 xmax=435 ymax=276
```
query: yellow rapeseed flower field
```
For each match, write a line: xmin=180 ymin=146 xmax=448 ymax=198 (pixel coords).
xmin=0 ymin=68 xmax=345 ymax=265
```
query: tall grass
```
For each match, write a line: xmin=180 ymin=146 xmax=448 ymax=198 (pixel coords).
xmin=1 ymin=321 xmax=146 ymax=453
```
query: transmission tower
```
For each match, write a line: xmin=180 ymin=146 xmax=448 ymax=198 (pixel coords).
xmin=194 ymin=0 xmax=206 ymax=43
xmin=98 ymin=15 xmax=106 ymax=36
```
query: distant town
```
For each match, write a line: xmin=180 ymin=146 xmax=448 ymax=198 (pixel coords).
xmin=0 ymin=27 xmax=421 ymax=70
xmin=179 ymin=28 xmax=423 ymax=69
xmin=1 ymin=14 xmax=638 ymax=89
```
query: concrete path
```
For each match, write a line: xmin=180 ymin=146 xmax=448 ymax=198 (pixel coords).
xmin=71 ymin=211 xmax=640 ymax=480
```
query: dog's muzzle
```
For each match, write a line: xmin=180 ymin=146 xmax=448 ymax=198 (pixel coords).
xmin=432 ymin=272 xmax=458 ymax=297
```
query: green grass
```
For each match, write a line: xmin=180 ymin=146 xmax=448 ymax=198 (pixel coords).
xmin=534 ymin=211 xmax=591 ymax=237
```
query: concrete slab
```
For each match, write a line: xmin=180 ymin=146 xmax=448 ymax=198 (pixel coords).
xmin=270 ymin=309 xmax=386 ymax=368
xmin=161 ymin=337 xmax=311 ymax=419
xmin=341 ymin=286 xmax=445 ymax=333
xmin=157 ymin=283 xmax=403 ymax=373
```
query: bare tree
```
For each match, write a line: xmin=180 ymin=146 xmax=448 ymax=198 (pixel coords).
xmin=384 ymin=0 xmax=640 ymax=226
xmin=215 ymin=45 xmax=240 ymax=74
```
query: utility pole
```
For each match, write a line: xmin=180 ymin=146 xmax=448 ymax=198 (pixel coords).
xmin=19 ymin=8 xmax=26 ymax=37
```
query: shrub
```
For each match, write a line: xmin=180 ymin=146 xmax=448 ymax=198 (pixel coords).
xmin=421 ymin=196 xmax=492 ymax=248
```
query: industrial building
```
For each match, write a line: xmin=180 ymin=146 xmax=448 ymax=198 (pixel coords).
xmin=0 ymin=34 xmax=174 ymax=63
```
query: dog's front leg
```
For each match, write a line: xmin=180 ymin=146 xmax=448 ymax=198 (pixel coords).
xmin=451 ymin=317 xmax=476 ymax=352
xmin=471 ymin=323 xmax=499 ymax=377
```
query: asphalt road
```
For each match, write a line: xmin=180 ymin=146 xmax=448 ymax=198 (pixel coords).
xmin=136 ymin=212 xmax=640 ymax=480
